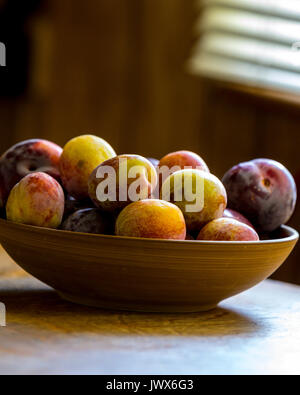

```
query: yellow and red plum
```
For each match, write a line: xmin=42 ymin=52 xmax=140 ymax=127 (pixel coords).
xmin=60 ymin=135 xmax=116 ymax=200
xmin=0 ymin=139 xmax=62 ymax=208
xmin=197 ymin=218 xmax=259 ymax=241
xmin=223 ymin=208 xmax=254 ymax=229
xmin=159 ymin=150 xmax=209 ymax=173
xmin=115 ymin=199 xmax=186 ymax=240
xmin=158 ymin=150 xmax=209 ymax=190
xmin=161 ymin=169 xmax=227 ymax=232
xmin=6 ymin=172 xmax=65 ymax=229
xmin=62 ymin=208 xmax=114 ymax=235
xmin=89 ymin=155 xmax=158 ymax=213
xmin=222 ymin=159 xmax=297 ymax=232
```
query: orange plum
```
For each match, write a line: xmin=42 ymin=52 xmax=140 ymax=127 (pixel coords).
xmin=115 ymin=199 xmax=186 ymax=240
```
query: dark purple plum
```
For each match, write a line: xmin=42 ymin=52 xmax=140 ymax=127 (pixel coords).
xmin=62 ymin=208 xmax=114 ymax=235
xmin=0 ymin=207 xmax=6 ymax=220
xmin=63 ymin=195 xmax=94 ymax=220
xmin=222 ymin=159 xmax=297 ymax=232
xmin=185 ymin=233 xmax=195 ymax=240
xmin=0 ymin=139 xmax=62 ymax=208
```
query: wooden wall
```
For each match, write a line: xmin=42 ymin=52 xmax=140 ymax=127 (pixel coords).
xmin=0 ymin=0 xmax=299 ymax=283
xmin=6 ymin=0 xmax=204 ymax=160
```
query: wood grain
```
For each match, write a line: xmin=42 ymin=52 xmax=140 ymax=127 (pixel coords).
xmin=0 ymin=268 xmax=300 ymax=374
xmin=0 ymin=219 xmax=298 ymax=314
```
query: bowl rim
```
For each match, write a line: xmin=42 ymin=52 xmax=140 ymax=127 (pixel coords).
xmin=0 ymin=218 xmax=298 ymax=246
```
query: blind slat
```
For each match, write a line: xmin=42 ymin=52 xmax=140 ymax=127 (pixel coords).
xmin=198 ymin=33 xmax=300 ymax=73
xmin=200 ymin=0 xmax=300 ymax=21
xmin=197 ymin=8 xmax=300 ymax=45
xmin=191 ymin=2 xmax=300 ymax=96
xmin=189 ymin=54 xmax=300 ymax=94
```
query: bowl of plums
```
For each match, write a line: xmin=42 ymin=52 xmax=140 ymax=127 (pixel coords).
xmin=0 ymin=135 xmax=298 ymax=312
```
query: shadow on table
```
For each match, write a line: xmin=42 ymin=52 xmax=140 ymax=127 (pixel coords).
xmin=0 ymin=280 xmax=263 ymax=337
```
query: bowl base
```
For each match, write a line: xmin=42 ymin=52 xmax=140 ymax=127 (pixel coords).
xmin=58 ymin=291 xmax=218 ymax=313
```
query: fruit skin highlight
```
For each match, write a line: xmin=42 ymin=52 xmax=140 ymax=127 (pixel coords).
xmin=197 ymin=218 xmax=260 ymax=242
xmin=222 ymin=159 xmax=297 ymax=232
xmin=89 ymin=155 xmax=158 ymax=213
xmin=161 ymin=169 xmax=227 ymax=233
xmin=6 ymin=172 xmax=65 ymax=229
xmin=115 ymin=199 xmax=187 ymax=240
xmin=0 ymin=139 xmax=62 ymax=208
xmin=60 ymin=135 xmax=116 ymax=200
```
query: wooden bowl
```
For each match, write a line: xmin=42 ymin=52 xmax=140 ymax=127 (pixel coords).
xmin=0 ymin=218 xmax=298 ymax=312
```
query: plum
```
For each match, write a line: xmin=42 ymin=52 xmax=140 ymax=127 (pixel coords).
xmin=161 ymin=169 xmax=227 ymax=232
xmin=197 ymin=218 xmax=259 ymax=241
xmin=63 ymin=195 xmax=94 ymax=220
xmin=0 ymin=139 xmax=62 ymax=208
xmin=62 ymin=208 xmax=114 ymax=235
xmin=185 ymin=233 xmax=195 ymax=240
xmin=60 ymin=135 xmax=116 ymax=200
xmin=6 ymin=172 xmax=65 ymax=229
xmin=223 ymin=159 xmax=297 ymax=232
xmin=223 ymin=208 xmax=254 ymax=229
xmin=159 ymin=150 xmax=209 ymax=173
xmin=89 ymin=155 xmax=157 ymax=213
xmin=115 ymin=199 xmax=186 ymax=240
xmin=158 ymin=150 xmax=210 ymax=190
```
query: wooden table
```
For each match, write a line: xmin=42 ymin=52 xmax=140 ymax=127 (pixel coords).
xmin=0 ymin=248 xmax=300 ymax=375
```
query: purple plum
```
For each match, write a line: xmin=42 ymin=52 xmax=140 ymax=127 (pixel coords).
xmin=61 ymin=208 xmax=114 ymax=235
xmin=222 ymin=159 xmax=297 ymax=232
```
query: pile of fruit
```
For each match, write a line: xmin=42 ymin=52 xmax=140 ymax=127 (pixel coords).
xmin=0 ymin=135 xmax=297 ymax=242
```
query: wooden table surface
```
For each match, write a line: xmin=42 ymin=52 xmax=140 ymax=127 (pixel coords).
xmin=0 ymin=248 xmax=300 ymax=375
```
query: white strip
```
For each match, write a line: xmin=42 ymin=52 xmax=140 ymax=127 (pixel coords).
xmin=0 ymin=303 xmax=6 ymax=327
xmin=197 ymin=33 xmax=300 ymax=73
xmin=189 ymin=53 xmax=300 ymax=94
xmin=197 ymin=8 xmax=300 ymax=45
xmin=199 ymin=0 xmax=300 ymax=20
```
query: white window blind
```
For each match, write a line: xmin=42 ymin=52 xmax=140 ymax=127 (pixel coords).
xmin=189 ymin=0 xmax=300 ymax=94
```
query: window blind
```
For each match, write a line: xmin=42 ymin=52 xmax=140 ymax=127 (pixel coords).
xmin=189 ymin=0 xmax=300 ymax=94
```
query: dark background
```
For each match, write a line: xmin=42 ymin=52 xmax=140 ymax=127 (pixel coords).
xmin=0 ymin=0 xmax=299 ymax=283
